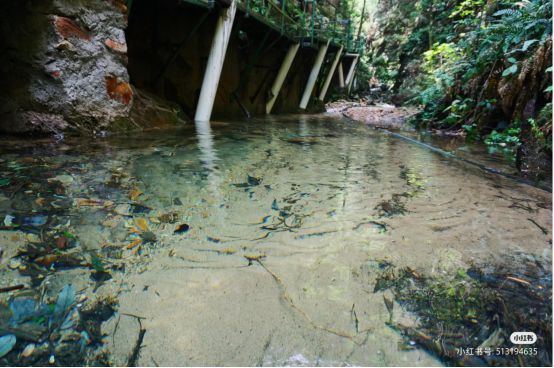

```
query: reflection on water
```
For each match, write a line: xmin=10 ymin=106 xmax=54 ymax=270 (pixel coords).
xmin=0 ymin=115 xmax=551 ymax=366
xmin=195 ymin=119 xmax=222 ymax=195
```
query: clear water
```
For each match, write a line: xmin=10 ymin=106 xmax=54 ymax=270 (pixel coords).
xmin=0 ymin=115 xmax=551 ymax=366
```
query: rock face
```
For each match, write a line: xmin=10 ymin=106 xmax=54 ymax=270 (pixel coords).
xmin=0 ymin=0 xmax=132 ymax=133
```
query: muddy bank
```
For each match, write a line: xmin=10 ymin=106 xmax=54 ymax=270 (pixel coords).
xmin=326 ymin=100 xmax=419 ymax=130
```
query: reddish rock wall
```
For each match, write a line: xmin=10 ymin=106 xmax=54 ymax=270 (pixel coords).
xmin=0 ymin=0 xmax=132 ymax=133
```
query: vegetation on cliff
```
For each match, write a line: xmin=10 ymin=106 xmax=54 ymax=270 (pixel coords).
xmin=366 ymin=0 xmax=552 ymax=180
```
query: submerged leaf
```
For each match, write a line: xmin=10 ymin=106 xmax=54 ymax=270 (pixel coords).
xmin=134 ymin=218 xmax=149 ymax=232
xmin=60 ymin=310 xmax=74 ymax=330
xmin=54 ymin=284 xmax=75 ymax=319
xmin=0 ymin=334 xmax=16 ymax=358
xmin=9 ymin=297 xmax=37 ymax=323
xmin=129 ymin=189 xmax=142 ymax=201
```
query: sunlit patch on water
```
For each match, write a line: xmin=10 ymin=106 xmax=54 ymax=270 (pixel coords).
xmin=0 ymin=115 xmax=551 ymax=366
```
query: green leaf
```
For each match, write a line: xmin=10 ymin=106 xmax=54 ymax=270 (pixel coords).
xmin=90 ymin=253 xmax=105 ymax=273
xmin=0 ymin=334 xmax=16 ymax=358
xmin=546 ymin=66 xmax=553 ymax=73
xmin=0 ymin=178 xmax=9 ymax=186
xmin=63 ymin=231 xmax=76 ymax=239
xmin=502 ymin=64 xmax=518 ymax=77
xmin=545 ymin=86 xmax=553 ymax=93
xmin=507 ymin=57 xmax=517 ymax=64
xmin=522 ymin=39 xmax=538 ymax=51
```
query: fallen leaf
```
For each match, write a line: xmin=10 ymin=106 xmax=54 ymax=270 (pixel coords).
xmin=126 ymin=238 xmax=142 ymax=249
xmin=506 ymin=276 xmax=531 ymax=286
xmin=76 ymin=198 xmax=114 ymax=208
xmin=35 ymin=254 xmax=58 ymax=267
xmin=134 ymin=218 xmax=149 ymax=232
xmin=129 ymin=189 xmax=142 ymax=201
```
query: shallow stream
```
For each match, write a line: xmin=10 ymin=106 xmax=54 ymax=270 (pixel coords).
xmin=0 ymin=115 xmax=551 ymax=366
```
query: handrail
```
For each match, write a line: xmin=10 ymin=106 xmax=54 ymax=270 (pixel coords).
xmin=239 ymin=0 xmax=363 ymax=53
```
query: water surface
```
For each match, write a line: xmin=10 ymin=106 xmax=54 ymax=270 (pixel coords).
xmin=0 ymin=115 xmax=551 ymax=366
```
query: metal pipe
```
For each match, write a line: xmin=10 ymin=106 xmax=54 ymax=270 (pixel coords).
xmin=266 ymin=42 xmax=300 ymax=114
xmin=299 ymin=40 xmax=329 ymax=109
xmin=194 ymin=0 xmax=237 ymax=122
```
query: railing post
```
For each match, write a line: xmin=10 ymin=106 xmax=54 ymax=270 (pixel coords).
xmin=195 ymin=0 xmax=237 ymax=122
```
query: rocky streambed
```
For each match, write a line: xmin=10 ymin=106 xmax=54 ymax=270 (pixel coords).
xmin=0 ymin=115 xmax=551 ymax=366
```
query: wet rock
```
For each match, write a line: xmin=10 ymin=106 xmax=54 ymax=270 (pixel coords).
xmin=47 ymin=175 xmax=73 ymax=185
xmin=342 ymin=105 xmax=419 ymax=130
xmin=158 ymin=212 xmax=178 ymax=224
xmin=130 ymin=204 xmax=151 ymax=214
xmin=141 ymin=231 xmax=157 ymax=243
xmin=114 ymin=204 xmax=131 ymax=216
